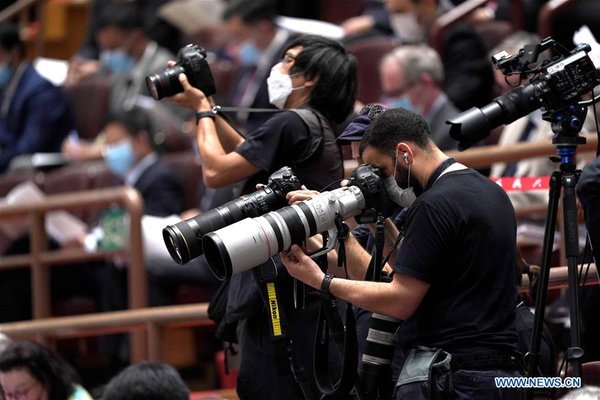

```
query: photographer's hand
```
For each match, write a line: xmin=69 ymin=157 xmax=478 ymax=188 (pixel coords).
xmin=286 ymin=186 xmax=319 ymax=204
xmin=281 ymin=245 xmax=324 ymax=290
xmin=166 ymin=63 xmax=212 ymax=112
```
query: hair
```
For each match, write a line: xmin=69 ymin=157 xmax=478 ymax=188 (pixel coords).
xmin=0 ymin=22 xmax=23 ymax=54
xmin=360 ymin=108 xmax=432 ymax=157
xmin=285 ymin=35 xmax=357 ymax=124
xmin=103 ymin=106 xmax=154 ymax=143
xmin=490 ymin=31 xmax=549 ymax=62
xmin=102 ymin=362 xmax=189 ymax=400
xmin=97 ymin=2 xmax=144 ymax=32
xmin=381 ymin=45 xmax=445 ymax=86
xmin=0 ymin=340 xmax=81 ymax=400
xmin=223 ymin=0 xmax=277 ymax=24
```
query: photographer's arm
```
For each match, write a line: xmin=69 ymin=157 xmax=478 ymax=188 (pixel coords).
xmin=281 ymin=244 xmax=429 ymax=320
xmin=170 ymin=73 xmax=260 ymax=187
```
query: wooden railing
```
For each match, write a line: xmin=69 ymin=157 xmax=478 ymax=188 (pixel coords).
xmin=0 ymin=186 xmax=148 ymax=360
xmin=0 ymin=0 xmax=44 ymax=57
xmin=0 ymin=303 xmax=212 ymax=362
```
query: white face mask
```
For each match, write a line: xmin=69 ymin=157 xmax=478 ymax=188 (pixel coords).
xmin=267 ymin=63 xmax=303 ymax=109
xmin=383 ymin=149 xmax=417 ymax=208
xmin=383 ymin=175 xmax=416 ymax=208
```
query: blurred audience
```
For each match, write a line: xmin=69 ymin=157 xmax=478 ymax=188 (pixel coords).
xmin=341 ymin=0 xmax=446 ymax=43
xmin=0 ymin=340 xmax=92 ymax=400
xmin=101 ymin=362 xmax=189 ymax=400
xmin=0 ymin=22 xmax=73 ymax=173
xmin=101 ymin=107 xmax=184 ymax=217
xmin=221 ymin=0 xmax=291 ymax=133
xmin=379 ymin=44 xmax=459 ymax=150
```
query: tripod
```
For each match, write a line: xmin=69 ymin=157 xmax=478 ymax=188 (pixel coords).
xmin=526 ymin=104 xmax=588 ymax=399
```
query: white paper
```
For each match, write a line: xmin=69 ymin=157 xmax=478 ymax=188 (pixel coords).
xmin=0 ymin=181 xmax=87 ymax=245
xmin=158 ymin=0 xmax=225 ymax=36
xmin=275 ymin=16 xmax=344 ymax=39
xmin=573 ymin=25 xmax=600 ymax=69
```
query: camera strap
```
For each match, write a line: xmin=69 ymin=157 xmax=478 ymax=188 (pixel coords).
xmin=313 ymin=214 xmax=363 ymax=399
xmin=364 ymin=214 xmax=386 ymax=282
xmin=255 ymin=260 xmax=318 ymax=400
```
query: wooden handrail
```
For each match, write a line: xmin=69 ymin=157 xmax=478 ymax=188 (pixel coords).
xmin=520 ymin=263 xmax=598 ymax=292
xmin=0 ymin=186 xmax=148 ymax=360
xmin=447 ymin=133 xmax=598 ymax=169
xmin=0 ymin=0 xmax=45 ymax=58
xmin=0 ymin=0 xmax=38 ymax=22
xmin=0 ymin=303 xmax=213 ymax=362
xmin=344 ymin=133 xmax=597 ymax=178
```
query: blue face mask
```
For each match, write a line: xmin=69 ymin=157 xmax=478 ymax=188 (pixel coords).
xmin=385 ymin=95 xmax=414 ymax=112
xmin=239 ymin=42 xmax=261 ymax=66
xmin=0 ymin=63 xmax=14 ymax=89
xmin=100 ymin=49 xmax=134 ymax=74
xmin=105 ymin=140 xmax=135 ymax=176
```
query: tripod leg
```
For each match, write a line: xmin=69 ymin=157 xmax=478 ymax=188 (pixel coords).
xmin=561 ymin=173 xmax=584 ymax=378
xmin=526 ymin=171 xmax=561 ymax=400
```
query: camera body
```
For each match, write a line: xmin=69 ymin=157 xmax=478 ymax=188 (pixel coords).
xmin=448 ymin=38 xmax=600 ymax=150
xmin=162 ymin=166 xmax=301 ymax=265
xmin=146 ymin=44 xmax=216 ymax=101
xmin=349 ymin=164 xmax=397 ymax=224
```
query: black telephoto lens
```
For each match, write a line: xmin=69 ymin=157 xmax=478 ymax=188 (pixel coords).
xmin=146 ymin=65 xmax=185 ymax=100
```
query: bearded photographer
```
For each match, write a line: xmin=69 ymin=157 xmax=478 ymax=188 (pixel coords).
xmin=281 ymin=108 xmax=525 ymax=399
xmin=169 ymin=35 xmax=357 ymax=399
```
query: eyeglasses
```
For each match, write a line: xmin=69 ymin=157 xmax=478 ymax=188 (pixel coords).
xmin=3 ymin=381 xmax=40 ymax=400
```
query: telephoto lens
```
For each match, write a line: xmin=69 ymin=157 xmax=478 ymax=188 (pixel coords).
xmin=162 ymin=166 xmax=301 ymax=265
xmin=202 ymin=185 xmax=367 ymax=280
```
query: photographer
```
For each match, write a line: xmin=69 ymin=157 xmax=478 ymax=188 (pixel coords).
xmin=281 ymin=108 xmax=524 ymax=399
xmin=169 ymin=35 xmax=357 ymax=399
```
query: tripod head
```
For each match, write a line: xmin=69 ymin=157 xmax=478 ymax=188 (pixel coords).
xmin=543 ymin=103 xmax=588 ymax=171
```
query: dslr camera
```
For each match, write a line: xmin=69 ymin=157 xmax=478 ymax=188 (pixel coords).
xmin=202 ymin=164 xmax=396 ymax=280
xmin=448 ymin=37 xmax=600 ymax=150
xmin=163 ymin=166 xmax=301 ymax=265
xmin=146 ymin=44 xmax=216 ymax=101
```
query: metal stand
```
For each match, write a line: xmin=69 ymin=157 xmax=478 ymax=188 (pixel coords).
xmin=526 ymin=104 xmax=588 ymax=399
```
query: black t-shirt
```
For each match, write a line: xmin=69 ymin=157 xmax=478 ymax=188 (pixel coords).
xmin=235 ymin=110 xmax=343 ymax=193
xmin=394 ymin=167 xmax=519 ymax=357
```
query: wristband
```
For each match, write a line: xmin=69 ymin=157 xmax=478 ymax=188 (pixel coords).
xmin=195 ymin=105 xmax=221 ymax=124
xmin=320 ymin=274 xmax=335 ymax=298
xmin=195 ymin=110 xmax=216 ymax=123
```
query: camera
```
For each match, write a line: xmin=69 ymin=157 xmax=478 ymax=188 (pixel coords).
xmin=146 ymin=44 xmax=216 ymax=101
xmin=202 ymin=164 xmax=395 ymax=280
xmin=163 ymin=166 xmax=301 ymax=265
xmin=447 ymin=37 xmax=600 ymax=150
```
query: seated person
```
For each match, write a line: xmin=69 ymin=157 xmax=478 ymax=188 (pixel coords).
xmin=0 ymin=22 xmax=74 ymax=173
xmin=101 ymin=362 xmax=189 ymax=400
xmin=0 ymin=340 xmax=92 ymax=399
xmin=101 ymin=106 xmax=185 ymax=217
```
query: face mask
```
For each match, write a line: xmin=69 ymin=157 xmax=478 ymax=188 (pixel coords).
xmin=383 ymin=175 xmax=417 ymax=208
xmin=239 ymin=41 xmax=260 ymax=66
xmin=386 ymin=95 xmax=414 ymax=111
xmin=383 ymin=149 xmax=417 ymax=208
xmin=389 ymin=12 xmax=424 ymax=43
xmin=267 ymin=64 xmax=304 ymax=109
xmin=105 ymin=140 xmax=135 ymax=176
xmin=0 ymin=62 xmax=13 ymax=89
xmin=100 ymin=49 xmax=134 ymax=74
